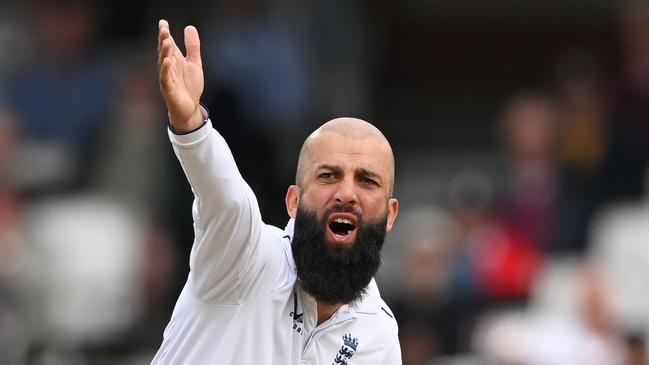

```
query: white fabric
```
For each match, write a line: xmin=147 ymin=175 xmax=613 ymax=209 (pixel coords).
xmin=589 ymin=202 xmax=649 ymax=333
xmin=151 ymin=120 xmax=401 ymax=364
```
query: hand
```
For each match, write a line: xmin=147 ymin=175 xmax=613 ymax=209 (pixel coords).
xmin=157 ymin=19 xmax=205 ymax=133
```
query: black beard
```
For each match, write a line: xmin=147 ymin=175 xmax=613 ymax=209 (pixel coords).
xmin=291 ymin=204 xmax=387 ymax=305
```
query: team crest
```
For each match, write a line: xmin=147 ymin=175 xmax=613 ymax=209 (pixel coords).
xmin=332 ymin=334 xmax=358 ymax=365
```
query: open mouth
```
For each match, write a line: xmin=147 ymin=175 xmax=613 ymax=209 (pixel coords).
xmin=326 ymin=213 xmax=358 ymax=244
xmin=329 ymin=218 xmax=356 ymax=235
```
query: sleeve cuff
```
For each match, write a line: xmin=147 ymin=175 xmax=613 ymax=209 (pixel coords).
xmin=169 ymin=119 xmax=208 ymax=135
xmin=168 ymin=104 xmax=212 ymax=146
xmin=168 ymin=118 xmax=212 ymax=146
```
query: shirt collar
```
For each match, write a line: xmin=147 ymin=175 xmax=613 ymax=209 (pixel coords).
xmin=353 ymin=278 xmax=382 ymax=315
xmin=284 ymin=218 xmax=295 ymax=241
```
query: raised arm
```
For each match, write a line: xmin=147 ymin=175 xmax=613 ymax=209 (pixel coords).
xmin=157 ymin=20 xmax=269 ymax=303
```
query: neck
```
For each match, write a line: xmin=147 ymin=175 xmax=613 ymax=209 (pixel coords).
xmin=316 ymin=301 xmax=343 ymax=326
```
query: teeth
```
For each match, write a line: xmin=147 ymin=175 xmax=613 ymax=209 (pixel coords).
xmin=334 ymin=218 xmax=354 ymax=225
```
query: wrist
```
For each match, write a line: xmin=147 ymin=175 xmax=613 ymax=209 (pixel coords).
xmin=169 ymin=105 xmax=209 ymax=135
xmin=169 ymin=106 xmax=205 ymax=134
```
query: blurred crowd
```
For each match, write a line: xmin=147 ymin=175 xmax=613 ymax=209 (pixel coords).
xmin=380 ymin=2 xmax=649 ymax=364
xmin=1 ymin=0 xmax=649 ymax=364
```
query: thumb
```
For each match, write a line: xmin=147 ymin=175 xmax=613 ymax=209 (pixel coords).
xmin=184 ymin=25 xmax=202 ymax=67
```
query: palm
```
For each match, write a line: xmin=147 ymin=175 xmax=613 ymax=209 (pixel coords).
xmin=166 ymin=57 xmax=203 ymax=124
xmin=158 ymin=21 xmax=204 ymax=131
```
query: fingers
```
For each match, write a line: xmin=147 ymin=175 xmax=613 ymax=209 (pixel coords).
xmin=160 ymin=57 xmax=175 ymax=95
xmin=157 ymin=20 xmax=182 ymax=67
xmin=158 ymin=20 xmax=176 ymax=94
xmin=158 ymin=20 xmax=201 ymax=68
xmin=157 ymin=19 xmax=169 ymax=57
xmin=158 ymin=38 xmax=174 ymax=72
xmin=184 ymin=25 xmax=202 ymax=67
xmin=158 ymin=19 xmax=172 ymax=71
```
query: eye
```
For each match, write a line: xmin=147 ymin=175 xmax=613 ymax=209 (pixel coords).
xmin=318 ymin=172 xmax=335 ymax=180
xmin=359 ymin=176 xmax=378 ymax=186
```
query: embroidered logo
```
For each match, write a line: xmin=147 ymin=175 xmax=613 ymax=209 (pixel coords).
xmin=290 ymin=292 xmax=304 ymax=334
xmin=332 ymin=334 xmax=358 ymax=365
xmin=291 ymin=311 xmax=304 ymax=323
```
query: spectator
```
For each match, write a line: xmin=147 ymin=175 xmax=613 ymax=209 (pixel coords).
xmin=553 ymin=51 xmax=610 ymax=252
xmin=497 ymin=93 xmax=562 ymax=253
xmin=5 ymin=0 xmax=115 ymax=191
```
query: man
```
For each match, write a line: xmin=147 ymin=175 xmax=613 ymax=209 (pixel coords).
xmin=153 ymin=20 xmax=401 ymax=364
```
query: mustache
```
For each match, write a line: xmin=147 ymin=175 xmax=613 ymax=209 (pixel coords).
xmin=322 ymin=204 xmax=362 ymax=221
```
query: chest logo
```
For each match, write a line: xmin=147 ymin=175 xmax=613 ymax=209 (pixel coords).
xmin=332 ymin=334 xmax=358 ymax=365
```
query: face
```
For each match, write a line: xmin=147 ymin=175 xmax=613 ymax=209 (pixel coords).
xmin=286 ymin=131 xmax=398 ymax=244
xmin=285 ymin=131 xmax=399 ymax=304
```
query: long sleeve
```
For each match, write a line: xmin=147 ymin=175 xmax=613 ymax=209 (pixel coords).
xmin=169 ymin=119 xmax=274 ymax=303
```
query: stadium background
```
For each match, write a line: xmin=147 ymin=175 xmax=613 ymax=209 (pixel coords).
xmin=2 ymin=0 xmax=649 ymax=364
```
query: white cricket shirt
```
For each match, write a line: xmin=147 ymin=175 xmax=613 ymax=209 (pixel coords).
xmin=151 ymin=120 xmax=401 ymax=364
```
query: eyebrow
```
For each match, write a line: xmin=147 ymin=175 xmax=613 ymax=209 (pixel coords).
xmin=316 ymin=164 xmax=383 ymax=184
xmin=316 ymin=164 xmax=342 ymax=172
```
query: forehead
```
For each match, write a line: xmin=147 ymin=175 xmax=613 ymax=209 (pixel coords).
xmin=305 ymin=131 xmax=392 ymax=174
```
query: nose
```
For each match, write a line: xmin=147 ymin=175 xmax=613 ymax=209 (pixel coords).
xmin=333 ymin=177 xmax=358 ymax=206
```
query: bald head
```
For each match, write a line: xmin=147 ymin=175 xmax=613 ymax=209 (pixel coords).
xmin=296 ymin=117 xmax=395 ymax=194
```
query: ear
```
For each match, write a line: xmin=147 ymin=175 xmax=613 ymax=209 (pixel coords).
xmin=385 ymin=197 xmax=399 ymax=232
xmin=285 ymin=185 xmax=300 ymax=219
